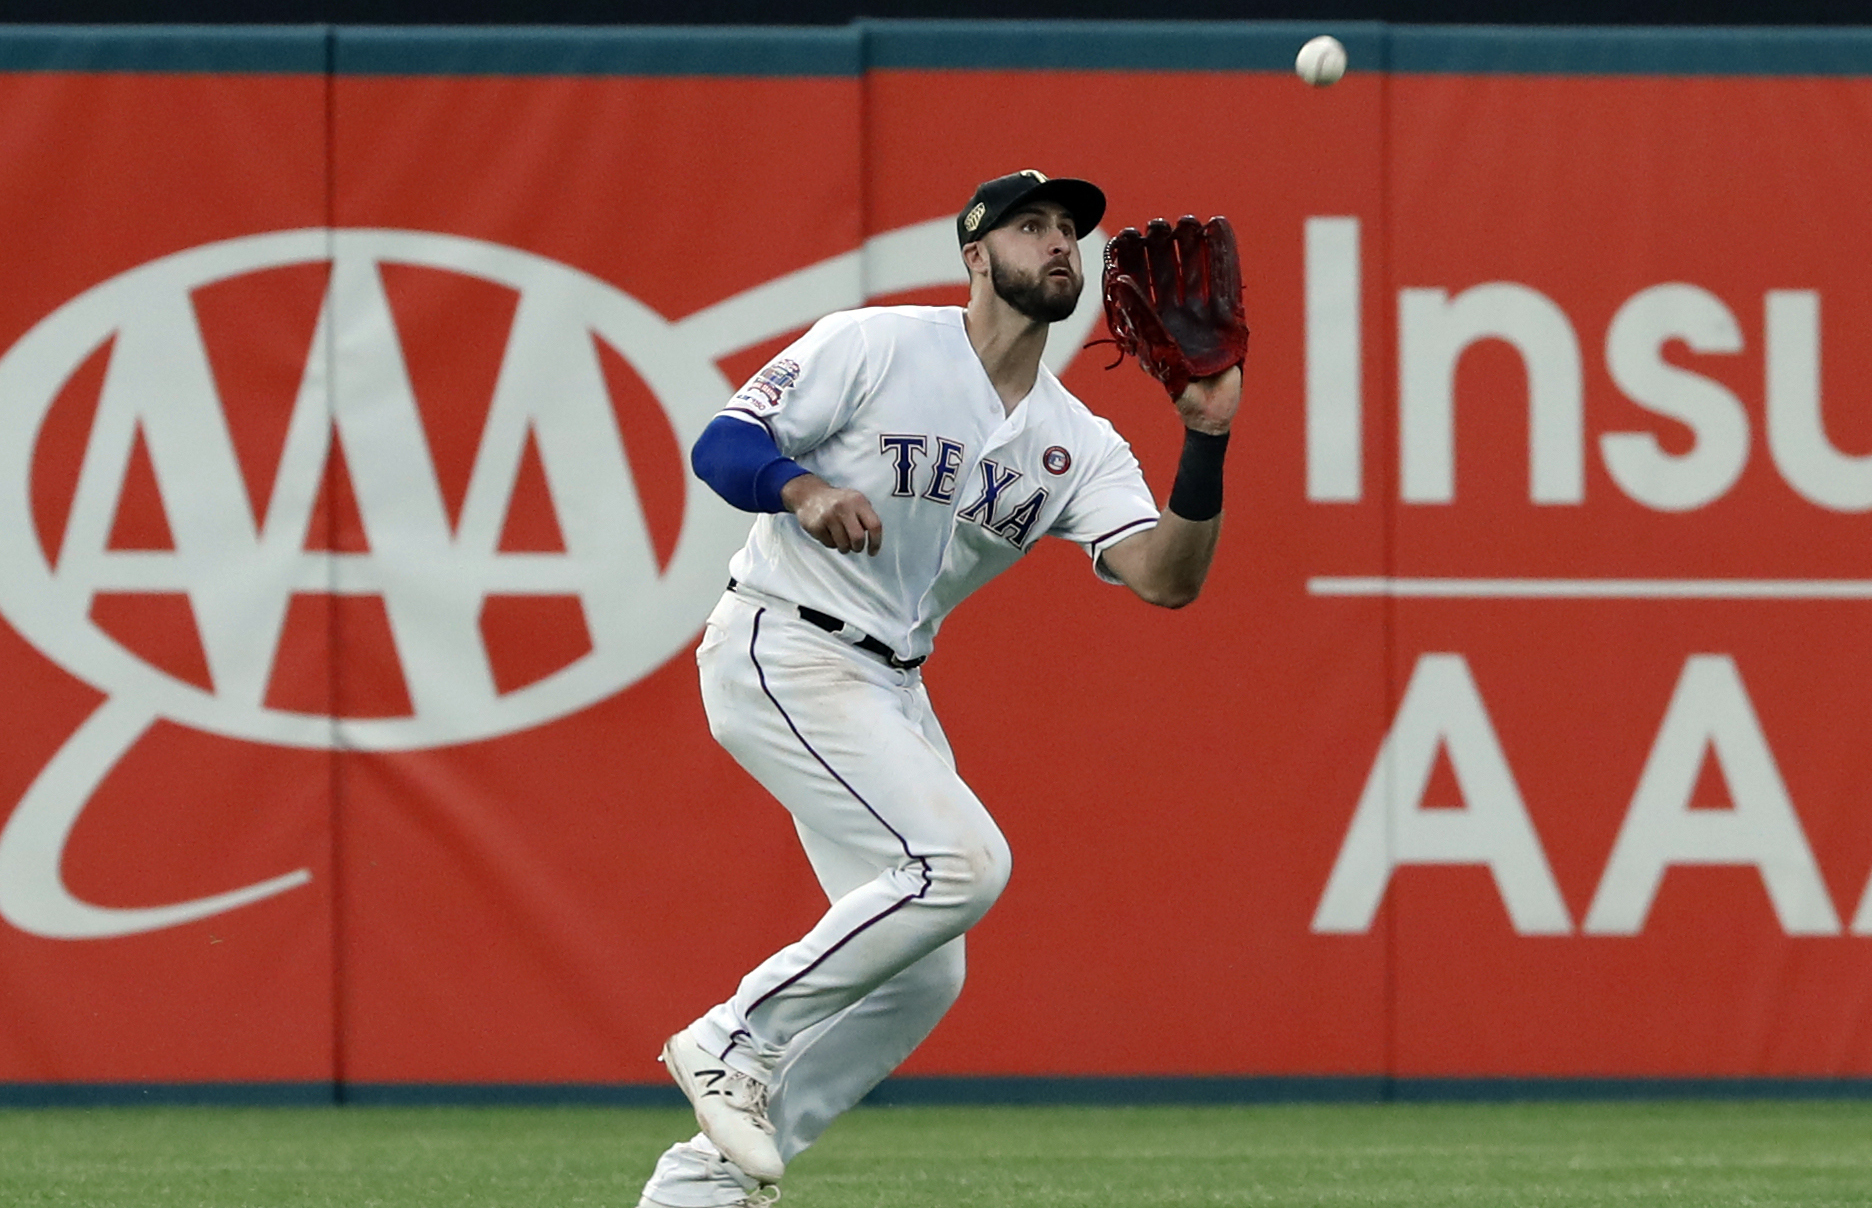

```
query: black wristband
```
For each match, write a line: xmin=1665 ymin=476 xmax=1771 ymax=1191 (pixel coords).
xmin=1166 ymin=429 xmax=1230 ymax=522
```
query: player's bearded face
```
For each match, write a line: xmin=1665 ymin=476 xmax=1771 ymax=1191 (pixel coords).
xmin=987 ymin=244 xmax=1083 ymax=324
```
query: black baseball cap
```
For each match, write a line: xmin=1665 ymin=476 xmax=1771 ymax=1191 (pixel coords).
xmin=956 ymin=169 xmax=1106 ymax=247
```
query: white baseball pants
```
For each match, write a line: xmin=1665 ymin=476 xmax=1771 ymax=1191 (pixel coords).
xmin=641 ymin=589 xmax=1011 ymax=1205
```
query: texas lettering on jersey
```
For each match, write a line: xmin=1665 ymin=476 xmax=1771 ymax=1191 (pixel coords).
xmin=879 ymin=435 xmax=1051 ymax=548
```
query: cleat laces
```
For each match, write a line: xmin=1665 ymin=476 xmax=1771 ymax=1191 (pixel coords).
xmin=697 ymin=1065 xmax=777 ymax=1137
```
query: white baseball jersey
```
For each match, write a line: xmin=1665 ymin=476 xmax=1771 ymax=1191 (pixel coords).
xmin=719 ymin=305 xmax=1160 ymax=662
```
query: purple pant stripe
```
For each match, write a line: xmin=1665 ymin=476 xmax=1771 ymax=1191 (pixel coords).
xmin=741 ymin=608 xmax=934 ymax=1017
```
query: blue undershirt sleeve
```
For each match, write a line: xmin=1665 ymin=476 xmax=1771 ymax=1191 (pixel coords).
xmin=690 ymin=414 xmax=811 ymax=514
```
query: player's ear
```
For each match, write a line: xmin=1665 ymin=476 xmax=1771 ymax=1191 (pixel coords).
xmin=961 ymin=239 xmax=988 ymax=279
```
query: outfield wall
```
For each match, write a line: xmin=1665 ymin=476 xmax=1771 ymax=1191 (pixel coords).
xmin=2 ymin=21 xmax=1872 ymax=1101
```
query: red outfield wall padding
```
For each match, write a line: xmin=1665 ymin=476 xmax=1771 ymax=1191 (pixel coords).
xmin=0 ymin=28 xmax=1868 ymax=1090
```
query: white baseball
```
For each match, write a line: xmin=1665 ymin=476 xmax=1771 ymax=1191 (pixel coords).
xmin=1295 ymin=35 xmax=1347 ymax=87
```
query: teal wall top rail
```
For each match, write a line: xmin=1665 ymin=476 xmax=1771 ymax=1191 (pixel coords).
xmin=0 ymin=21 xmax=1869 ymax=78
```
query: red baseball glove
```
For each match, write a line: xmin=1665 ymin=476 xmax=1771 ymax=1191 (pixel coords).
xmin=1100 ymin=215 xmax=1249 ymax=401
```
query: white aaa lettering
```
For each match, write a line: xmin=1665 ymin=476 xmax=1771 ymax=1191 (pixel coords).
xmin=1312 ymin=652 xmax=1860 ymax=937
xmin=0 ymin=230 xmax=746 ymax=937
xmin=7 ymin=231 xmax=741 ymax=751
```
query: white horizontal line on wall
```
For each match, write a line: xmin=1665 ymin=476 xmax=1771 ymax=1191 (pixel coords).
xmin=1307 ymin=577 xmax=1872 ymax=600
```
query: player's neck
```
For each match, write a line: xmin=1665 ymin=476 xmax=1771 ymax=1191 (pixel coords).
xmin=962 ymin=298 xmax=1048 ymax=415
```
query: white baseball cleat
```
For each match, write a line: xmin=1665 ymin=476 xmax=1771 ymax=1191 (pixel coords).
xmin=660 ymin=1028 xmax=785 ymax=1185
xmin=638 ymin=1189 xmax=779 ymax=1208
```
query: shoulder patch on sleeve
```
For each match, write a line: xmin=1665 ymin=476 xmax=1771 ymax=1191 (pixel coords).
xmin=732 ymin=357 xmax=802 ymax=415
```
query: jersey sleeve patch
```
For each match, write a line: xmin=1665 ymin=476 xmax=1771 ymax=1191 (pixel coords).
xmin=731 ymin=357 xmax=802 ymax=415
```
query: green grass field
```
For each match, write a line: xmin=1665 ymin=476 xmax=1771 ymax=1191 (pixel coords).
xmin=1 ymin=1100 xmax=1869 ymax=1207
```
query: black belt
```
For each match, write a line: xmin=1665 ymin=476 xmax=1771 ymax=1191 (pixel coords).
xmin=729 ymin=579 xmax=926 ymax=669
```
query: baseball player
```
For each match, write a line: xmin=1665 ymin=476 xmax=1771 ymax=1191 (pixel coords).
xmin=637 ymin=169 xmax=1245 ymax=1208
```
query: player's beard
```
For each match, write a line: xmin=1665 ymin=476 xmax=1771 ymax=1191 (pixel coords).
xmin=989 ymin=251 xmax=1082 ymax=324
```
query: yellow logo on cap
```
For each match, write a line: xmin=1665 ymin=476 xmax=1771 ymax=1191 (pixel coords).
xmin=964 ymin=202 xmax=986 ymax=232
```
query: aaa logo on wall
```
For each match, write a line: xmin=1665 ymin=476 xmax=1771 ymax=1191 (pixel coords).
xmin=0 ymin=229 xmax=748 ymax=940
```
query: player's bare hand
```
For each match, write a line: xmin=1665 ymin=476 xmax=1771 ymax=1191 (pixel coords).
xmin=783 ymin=474 xmax=884 ymax=556
xmin=1174 ymin=364 xmax=1241 ymax=436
